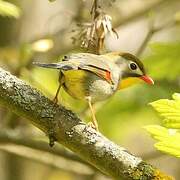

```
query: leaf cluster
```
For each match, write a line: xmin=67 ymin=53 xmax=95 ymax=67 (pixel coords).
xmin=145 ymin=93 xmax=180 ymax=157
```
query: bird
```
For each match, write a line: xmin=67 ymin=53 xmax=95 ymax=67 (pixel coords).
xmin=33 ymin=52 xmax=154 ymax=131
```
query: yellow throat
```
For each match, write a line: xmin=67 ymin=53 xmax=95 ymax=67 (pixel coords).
xmin=118 ymin=77 xmax=142 ymax=89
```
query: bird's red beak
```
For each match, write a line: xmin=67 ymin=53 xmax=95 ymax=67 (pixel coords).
xmin=140 ymin=75 xmax=154 ymax=85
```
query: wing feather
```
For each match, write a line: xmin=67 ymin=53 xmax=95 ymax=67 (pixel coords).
xmin=67 ymin=53 xmax=113 ymax=83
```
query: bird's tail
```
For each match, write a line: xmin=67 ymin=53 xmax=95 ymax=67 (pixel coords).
xmin=33 ymin=62 xmax=75 ymax=71
xmin=33 ymin=62 xmax=63 ymax=69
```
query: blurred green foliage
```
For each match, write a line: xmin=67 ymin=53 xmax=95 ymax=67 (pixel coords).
xmin=144 ymin=42 xmax=180 ymax=80
xmin=175 ymin=11 xmax=180 ymax=23
xmin=145 ymin=93 xmax=180 ymax=157
xmin=0 ymin=0 xmax=21 ymax=18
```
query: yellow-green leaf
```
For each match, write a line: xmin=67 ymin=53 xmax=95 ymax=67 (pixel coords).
xmin=155 ymin=141 xmax=180 ymax=158
xmin=0 ymin=0 xmax=21 ymax=18
xmin=144 ymin=125 xmax=180 ymax=157
xmin=149 ymin=93 xmax=180 ymax=128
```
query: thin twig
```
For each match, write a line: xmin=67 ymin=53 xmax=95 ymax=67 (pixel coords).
xmin=0 ymin=144 xmax=94 ymax=176
xmin=136 ymin=20 xmax=176 ymax=57
xmin=0 ymin=130 xmax=90 ymax=165
xmin=91 ymin=0 xmax=99 ymax=18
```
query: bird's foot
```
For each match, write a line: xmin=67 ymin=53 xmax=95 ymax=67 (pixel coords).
xmin=53 ymin=96 xmax=58 ymax=105
xmin=87 ymin=122 xmax=99 ymax=131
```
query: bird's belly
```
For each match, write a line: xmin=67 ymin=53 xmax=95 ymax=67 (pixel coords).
xmin=88 ymin=79 xmax=115 ymax=102
xmin=62 ymin=70 xmax=117 ymax=102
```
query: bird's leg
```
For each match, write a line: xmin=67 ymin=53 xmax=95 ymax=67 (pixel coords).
xmin=53 ymin=83 xmax=61 ymax=104
xmin=86 ymin=97 xmax=99 ymax=131
xmin=53 ymin=72 xmax=63 ymax=104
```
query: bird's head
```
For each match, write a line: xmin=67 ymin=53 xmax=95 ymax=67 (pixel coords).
xmin=106 ymin=52 xmax=154 ymax=89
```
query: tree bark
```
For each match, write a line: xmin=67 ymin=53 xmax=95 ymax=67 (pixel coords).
xmin=0 ymin=68 xmax=173 ymax=180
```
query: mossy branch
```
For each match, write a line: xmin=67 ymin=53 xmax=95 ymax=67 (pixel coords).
xmin=0 ymin=68 xmax=173 ymax=179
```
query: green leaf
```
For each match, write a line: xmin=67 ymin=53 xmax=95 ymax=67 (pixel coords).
xmin=155 ymin=141 xmax=180 ymax=158
xmin=0 ymin=0 xmax=21 ymax=18
xmin=150 ymin=93 xmax=180 ymax=128
xmin=144 ymin=125 xmax=180 ymax=157
xmin=145 ymin=93 xmax=180 ymax=157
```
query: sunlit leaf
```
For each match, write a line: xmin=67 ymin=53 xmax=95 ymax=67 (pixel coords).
xmin=150 ymin=93 xmax=180 ymax=128
xmin=144 ymin=125 xmax=180 ymax=157
xmin=145 ymin=93 xmax=180 ymax=157
xmin=155 ymin=141 xmax=180 ymax=158
xmin=0 ymin=0 xmax=21 ymax=18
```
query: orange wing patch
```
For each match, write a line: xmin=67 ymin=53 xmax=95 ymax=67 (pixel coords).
xmin=105 ymin=71 xmax=112 ymax=82
xmin=79 ymin=64 xmax=113 ymax=84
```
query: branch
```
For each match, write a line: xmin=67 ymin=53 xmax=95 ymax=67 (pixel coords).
xmin=0 ymin=68 xmax=173 ymax=179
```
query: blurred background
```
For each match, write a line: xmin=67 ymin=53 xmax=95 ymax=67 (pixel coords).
xmin=0 ymin=0 xmax=179 ymax=179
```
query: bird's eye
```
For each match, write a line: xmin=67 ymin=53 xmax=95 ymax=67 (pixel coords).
xmin=129 ymin=62 xmax=137 ymax=70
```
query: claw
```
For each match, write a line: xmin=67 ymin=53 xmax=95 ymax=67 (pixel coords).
xmin=53 ymin=96 xmax=58 ymax=105
xmin=87 ymin=122 xmax=99 ymax=131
